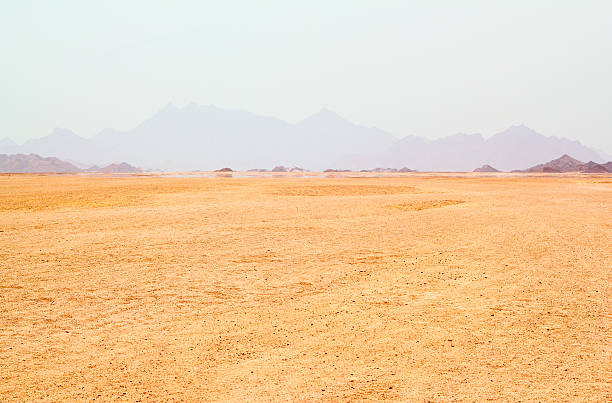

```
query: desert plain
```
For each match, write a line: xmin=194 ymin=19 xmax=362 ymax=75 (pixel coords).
xmin=0 ymin=172 xmax=610 ymax=401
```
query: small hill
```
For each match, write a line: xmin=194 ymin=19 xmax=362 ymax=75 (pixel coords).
xmin=0 ymin=153 xmax=79 ymax=173
xmin=271 ymin=166 xmax=288 ymax=172
xmin=575 ymin=161 xmax=611 ymax=173
xmin=525 ymin=154 xmax=584 ymax=172
xmin=214 ymin=167 xmax=234 ymax=172
xmin=88 ymin=162 xmax=142 ymax=173
xmin=525 ymin=154 xmax=611 ymax=173
xmin=98 ymin=163 xmax=141 ymax=173
xmin=473 ymin=164 xmax=500 ymax=172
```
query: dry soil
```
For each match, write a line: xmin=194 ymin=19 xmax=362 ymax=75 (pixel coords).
xmin=1 ymin=173 xmax=610 ymax=401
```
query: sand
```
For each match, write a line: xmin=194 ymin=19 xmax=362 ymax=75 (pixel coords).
xmin=1 ymin=173 xmax=610 ymax=401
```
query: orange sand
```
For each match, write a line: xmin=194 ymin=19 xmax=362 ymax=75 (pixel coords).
xmin=1 ymin=173 xmax=610 ymax=400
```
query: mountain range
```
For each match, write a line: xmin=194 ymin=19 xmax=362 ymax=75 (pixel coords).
xmin=0 ymin=154 xmax=141 ymax=173
xmin=0 ymin=103 xmax=608 ymax=171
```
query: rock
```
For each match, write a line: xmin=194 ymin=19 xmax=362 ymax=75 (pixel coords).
xmin=272 ymin=166 xmax=288 ymax=172
xmin=473 ymin=164 xmax=500 ymax=172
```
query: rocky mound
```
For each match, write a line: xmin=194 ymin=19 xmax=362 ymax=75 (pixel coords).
xmin=575 ymin=161 xmax=611 ymax=173
xmin=473 ymin=164 xmax=500 ymax=172
xmin=89 ymin=162 xmax=142 ymax=173
xmin=526 ymin=154 xmax=583 ymax=172
xmin=525 ymin=154 xmax=611 ymax=173
xmin=0 ymin=153 xmax=79 ymax=173
xmin=214 ymin=167 xmax=234 ymax=172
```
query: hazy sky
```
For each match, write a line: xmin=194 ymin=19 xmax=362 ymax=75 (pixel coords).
xmin=2 ymin=1 xmax=611 ymax=153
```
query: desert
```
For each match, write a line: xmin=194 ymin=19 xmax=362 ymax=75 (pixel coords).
xmin=1 ymin=172 xmax=610 ymax=401
xmin=3 ymin=1 xmax=612 ymax=401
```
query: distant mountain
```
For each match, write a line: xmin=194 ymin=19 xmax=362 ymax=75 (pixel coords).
xmin=342 ymin=125 xmax=604 ymax=172
xmin=350 ymin=133 xmax=486 ymax=172
xmin=524 ymin=154 xmax=611 ymax=173
xmin=76 ymin=104 xmax=395 ymax=171
xmin=90 ymin=103 xmax=299 ymax=171
xmin=19 ymin=128 xmax=110 ymax=165
xmin=1 ymin=104 xmax=607 ymax=171
xmin=0 ymin=105 xmax=398 ymax=170
xmin=0 ymin=153 xmax=79 ymax=173
xmin=0 ymin=137 xmax=17 ymax=148
xmin=474 ymin=164 xmax=500 ymax=172
xmin=293 ymin=108 xmax=397 ymax=169
xmin=0 ymin=153 xmax=141 ymax=173
xmin=0 ymin=138 xmax=18 ymax=155
xmin=483 ymin=125 xmax=602 ymax=171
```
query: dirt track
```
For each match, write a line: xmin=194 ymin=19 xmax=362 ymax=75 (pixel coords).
xmin=1 ymin=174 xmax=610 ymax=401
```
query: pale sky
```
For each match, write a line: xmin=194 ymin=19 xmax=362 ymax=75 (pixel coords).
xmin=1 ymin=1 xmax=611 ymax=153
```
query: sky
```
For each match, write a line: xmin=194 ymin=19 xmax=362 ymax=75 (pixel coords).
xmin=1 ymin=0 xmax=611 ymax=153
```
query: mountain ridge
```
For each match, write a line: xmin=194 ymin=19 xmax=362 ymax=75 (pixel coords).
xmin=0 ymin=104 xmax=606 ymax=171
xmin=0 ymin=153 xmax=80 ymax=173
xmin=0 ymin=153 xmax=141 ymax=173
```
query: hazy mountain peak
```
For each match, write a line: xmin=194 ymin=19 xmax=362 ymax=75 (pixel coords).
xmin=162 ymin=102 xmax=178 ymax=111
xmin=495 ymin=124 xmax=541 ymax=138
xmin=300 ymin=108 xmax=352 ymax=127
xmin=318 ymin=107 xmax=336 ymax=115
xmin=0 ymin=137 xmax=16 ymax=147
xmin=47 ymin=128 xmax=80 ymax=139
xmin=21 ymin=128 xmax=85 ymax=147
xmin=184 ymin=102 xmax=217 ymax=112
xmin=146 ymin=103 xmax=180 ymax=122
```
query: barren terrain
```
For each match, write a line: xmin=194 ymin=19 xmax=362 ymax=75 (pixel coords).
xmin=1 ymin=173 xmax=610 ymax=401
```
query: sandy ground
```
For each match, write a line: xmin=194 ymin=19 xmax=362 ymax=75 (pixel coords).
xmin=0 ymin=173 xmax=610 ymax=401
